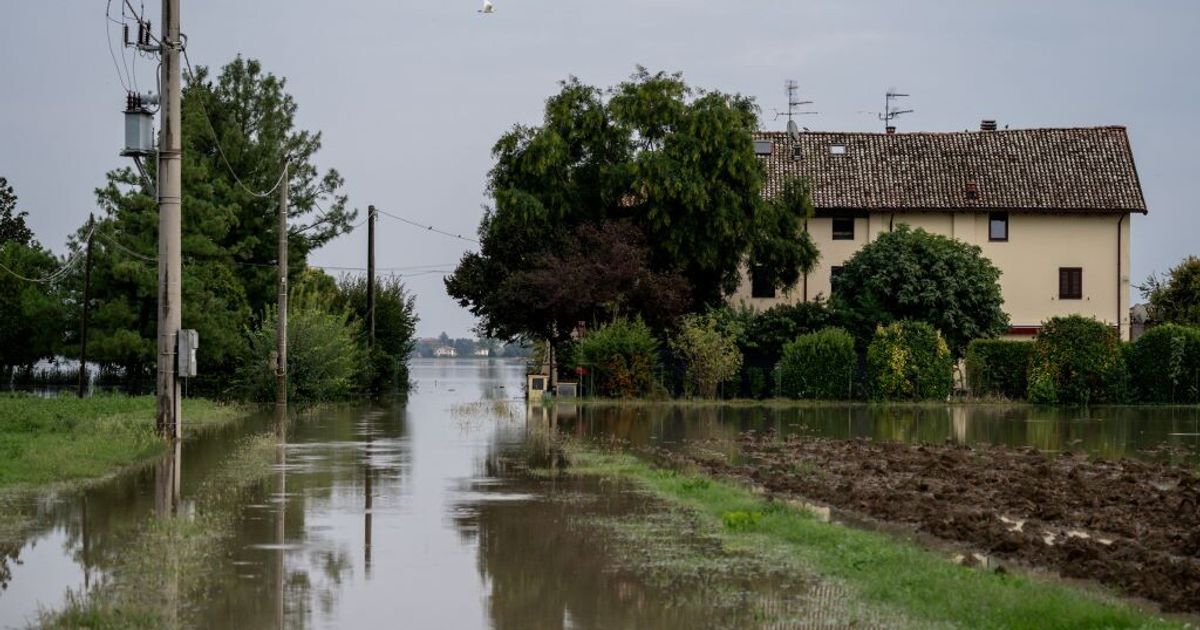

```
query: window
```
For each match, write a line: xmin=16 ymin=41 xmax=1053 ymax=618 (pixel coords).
xmin=830 ymin=266 xmax=845 ymax=293
xmin=751 ymin=266 xmax=776 ymax=299
xmin=829 ymin=144 xmax=847 ymax=155
xmin=1059 ymin=267 xmax=1082 ymax=300
xmin=832 ymin=217 xmax=855 ymax=240
xmin=989 ymin=212 xmax=1009 ymax=241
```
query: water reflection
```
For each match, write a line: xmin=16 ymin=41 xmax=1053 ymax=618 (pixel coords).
xmin=557 ymin=403 xmax=1200 ymax=464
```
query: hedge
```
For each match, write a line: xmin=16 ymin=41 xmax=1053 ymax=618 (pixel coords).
xmin=1127 ymin=324 xmax=1200 ymax=403
xmin=866 ymin=321 xmax=954 ymax=401
xmin=965 ymin=339 xmax=1033 ymax=400
xmin=1027 ymin=315 xmax=1126 ymax=405
xmin=777 ymin=327 xmax=856 ymax=399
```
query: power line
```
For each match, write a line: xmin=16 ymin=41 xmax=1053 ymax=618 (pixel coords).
xmin=180 ymin=44 xmax=288 ymax=200
xmin=374 ymin=208 xmax=479 ymax=244
xmin=96 ymin=230 xmax=157 ymax=262
xmin=105 ymin=0 xmax=131 ymax=91
xmin=0 ymin=226 xmax=96 ymax=284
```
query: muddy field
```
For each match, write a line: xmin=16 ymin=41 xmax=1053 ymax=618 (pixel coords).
xmin=659 ymin=434 xmax=1200 ymax=614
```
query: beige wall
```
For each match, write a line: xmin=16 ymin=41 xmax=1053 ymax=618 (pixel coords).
xmin=731 ymin=211 xmax=1133 ymax=339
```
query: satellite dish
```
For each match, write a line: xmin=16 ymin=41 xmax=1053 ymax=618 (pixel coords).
xmin=787 ymin=119 xmax=801 ymax=143
xmin=479 ymin=0 xmax=495 ymax=13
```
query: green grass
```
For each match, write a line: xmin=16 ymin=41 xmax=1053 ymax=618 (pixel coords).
xmin=569 ymin=449 xmax=1187 ymax=630
xmin=0 ymin=394 xmax=244 ymax=489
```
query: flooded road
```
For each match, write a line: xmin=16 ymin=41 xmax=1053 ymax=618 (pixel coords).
xmin=2 ymin=359 xmax=1198 ymax=628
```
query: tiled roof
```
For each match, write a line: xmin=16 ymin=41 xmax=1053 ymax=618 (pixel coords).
xmin=755 ymin=127 xmax=1146 ymax=213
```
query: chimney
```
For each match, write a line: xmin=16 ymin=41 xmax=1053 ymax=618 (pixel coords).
xmin=980 ymin=119 xmax=998 ymax=132
xmin=965 ymin=180 xmax=980 ymax=200
xmin=885 ymin=126 xmax=896 ymax=135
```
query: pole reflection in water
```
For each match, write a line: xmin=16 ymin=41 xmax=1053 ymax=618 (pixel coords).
xmin=364 ymin=423 xmax=373 ymax=580
xmin=275 ymin=419 xmax=287 ymax=630
xmin=154 ymin=438 xmax=182 ymax=627
xmin=80 ymin=494 xmax=89 ymax=591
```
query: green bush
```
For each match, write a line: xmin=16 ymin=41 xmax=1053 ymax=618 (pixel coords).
xmin=1127 ymin=324 xmax=1200 ymax=403
xmin=671 ymin=314 xmax=743 ymax=399
xmin=778 ymin=327 xmax=856 ymax=399
xmin=234 ymin=306 xmax=365 ymax=405
xmin=576 ymin=318 xmax=660 ymax=398
xmin=965 ymin=339 xmax=1033 ymax=400
xmin=1027 ymin=316 xmax=1126 ymax=405
xmin=866 ymin=321 xmax=953 ymax=401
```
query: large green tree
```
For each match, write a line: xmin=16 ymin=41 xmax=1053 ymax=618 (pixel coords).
xmin=832 ymin=225 xmax=1008 ymax=357
xmin=0 ymin=178 xmax=67 ymax=378
xmin=446 ymin=69 xmax=818 ymax=348
xmin=1140 ymin=255 xmax=1200 ymax=326
xmin=78 ymin=57 xmax=356 ymax=388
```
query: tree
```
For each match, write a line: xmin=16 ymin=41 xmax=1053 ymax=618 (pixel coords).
xmin=671 ymin=314 xmax=743 ymax=398
xmin=833 ymin=225 xmax=1008 ymax=357
xmin=0 ymin=177 xmax=34 ymax=246
xmin=0 ymin=179 xmax=66 ymax=378
xmin=446 ymin=68 xmax=818 ymax=349
xmin=1140 ymin=256 xmax=1200 ymax=326
xmin=0 ymin=242 xmax=66 ymax=378
xmin=77 ymin=57 xmax=356 ymax=389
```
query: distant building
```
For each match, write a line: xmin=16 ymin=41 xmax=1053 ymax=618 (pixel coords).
xmin=735 ymin=124 xmax=1147 ymax=339
xmin=474 ymin=348 xmax=491 ymax=357
xmin=433 ymin=346 xmax=457 ymax=358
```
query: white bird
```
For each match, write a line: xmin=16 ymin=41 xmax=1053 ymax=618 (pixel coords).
xmin=479 ymin=0 xmax=495 ymax=13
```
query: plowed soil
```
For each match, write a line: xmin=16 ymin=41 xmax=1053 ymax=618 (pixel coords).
xmin=659 ymin=434 xmax=1200 ymax=613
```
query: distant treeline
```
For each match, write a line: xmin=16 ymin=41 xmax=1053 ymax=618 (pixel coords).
xmin=412 ymin=334 xmax=531 ymax=359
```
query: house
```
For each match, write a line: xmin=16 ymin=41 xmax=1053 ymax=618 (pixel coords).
xmin=474 ymin=348 xmax=491 ymax=357
xmin=733 ymin=123 xmax=1147 ymax=339
xmin=433 ymin=346 xmax=457 ymax=358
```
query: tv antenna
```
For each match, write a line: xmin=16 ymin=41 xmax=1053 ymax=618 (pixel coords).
xmin=878 ymin=89 xmax=913 ymax=131
xmin=773 ymin=80 xmax=817 ymax=142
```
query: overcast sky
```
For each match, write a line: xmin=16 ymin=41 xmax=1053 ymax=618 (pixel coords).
xmin=2 ymin=0 xmax=1197 ymax=337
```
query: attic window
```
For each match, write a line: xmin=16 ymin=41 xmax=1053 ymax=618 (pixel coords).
xmin=829 ymin=144 xmax=847 ymax=155
xmin=754 ymin=140 xmax=773 ymax=156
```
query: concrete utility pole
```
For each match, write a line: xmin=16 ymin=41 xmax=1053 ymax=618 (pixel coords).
xmin=275 ymin=161 xmax=289 ymax=431
xmin=156 ymin=0 xmax=182 ymax=438
xmin=78 ymin=214 xmax=95 ymax=398
xmin=367 ymin=205 xmax=376 ymax=347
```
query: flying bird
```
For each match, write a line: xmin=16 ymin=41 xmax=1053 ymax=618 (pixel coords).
xmin=479 ymin=0 xmax=495 ymax=13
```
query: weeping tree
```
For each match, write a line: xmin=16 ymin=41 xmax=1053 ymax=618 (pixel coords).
xmin=446 ymin=68 xmax=818 ymax=380
xmin=74 ymin=57 xmax=357 ymax=390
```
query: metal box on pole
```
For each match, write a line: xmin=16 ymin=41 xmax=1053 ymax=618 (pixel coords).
xmin=177 ymin=329 xmax=199 ymax=378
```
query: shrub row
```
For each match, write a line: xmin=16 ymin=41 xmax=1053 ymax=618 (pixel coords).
xmin=965 ymin=339 xmax=1032 ymax=400
xmin=1127 ymin=324 xmax=1200 ymax=404
xmin=574 ymin=313 xmax=1200 ymax=405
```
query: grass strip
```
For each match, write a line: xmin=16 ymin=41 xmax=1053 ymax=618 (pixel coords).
xmin=568 ymin=449 xmax=1187 ymax=630
xmin=0 ymin=394 xmax=244 ymax=489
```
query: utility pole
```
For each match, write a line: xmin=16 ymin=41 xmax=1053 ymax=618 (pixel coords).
xmin=78 ymin=214 xmax=95 ymax=398
xmin=155 ymin=0 xmax=182 ymax=438
xmin=367 ymin=205 xmax=376 ymax=347
xmin=275 ymin=162 xmax=289 ymax=432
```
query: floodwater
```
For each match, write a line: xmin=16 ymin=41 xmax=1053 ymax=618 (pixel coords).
xmin=1 ymin=359 xmax=1198 ymax=629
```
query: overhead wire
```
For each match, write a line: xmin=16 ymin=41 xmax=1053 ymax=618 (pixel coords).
xmin=104 ymin=0 xmax=131 ymax=91
xmin=374 ymin=208 xmax=479 ymax=244
xmin=180 ymin=43 xmax=289 ymax=200
xmin=0 ymin=225 xmax=96 ymax=284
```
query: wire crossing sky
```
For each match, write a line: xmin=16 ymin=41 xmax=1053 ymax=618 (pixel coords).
xmin=2 ymin=0 xmax=1197 ymax=336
